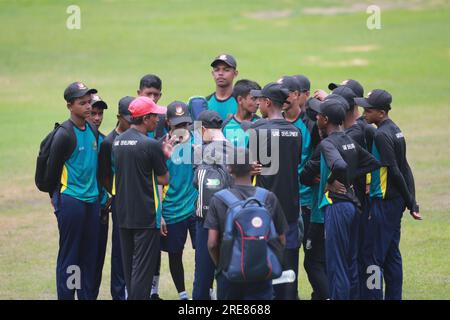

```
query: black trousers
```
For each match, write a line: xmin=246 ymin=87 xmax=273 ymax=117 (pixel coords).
xmin=303 ymin=222 xmax=330 ymax=300
xmin=119 ymin=228 xmax=160 ymax=300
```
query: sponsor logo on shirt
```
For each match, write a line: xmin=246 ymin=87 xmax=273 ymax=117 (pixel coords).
xmin=206 ymin=178 xmax=220 ymax=187
xmin=92 ymin=141 xmax=97 ymax=151
xmin=342 ymin=143 xmax=355 ymax=151
xmin=396 ymin=132 xmax=404 ymax=139
xmin=114 ymin=140 xmax=138 ymax=146
xmin=272 ymin=130 xmax=299 ymax=137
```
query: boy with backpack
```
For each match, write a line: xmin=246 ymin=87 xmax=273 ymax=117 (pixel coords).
xmin=37 ymin=82 xmax=100 ymax=299
xmin=205 ymin=147 xmax=288 ymax=300
xmin=192 ymin=110 xmax=234 ymax=300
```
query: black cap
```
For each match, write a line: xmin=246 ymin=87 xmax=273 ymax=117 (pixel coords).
xmin=250 ymin=82 xmax=290 ymax=106
xmin=166 ymin=101 xmax=192 ymax=126
xmin=91 ymin=94 xmax=108 ymax=109
xmin=325 ymin=93 xmax=350 ymax=112
xmin=211 ymin=54 xmax=237 ymax=69
xmin=118 ymin=96 xmax=134 ymax=122
xmin=354 ymin=89 xmax=392 ymax=111
xmin=328 ymin=79 xmax=364 ymax=98
xmin=331 ymin=86 xmax=357 ymax=110
xmin=293 ymin=75 xmax=311 ymax=91
xmin=306 ymin=97 xmax=322 ymax=114
xmin=197 ymin=110 xmax=223 ymax=129
xmin=319 ymin=99 xmax=346 ymax=125
xmin=277 ymin=76 xmax=301 ymax=92
xmin=64 ymin=82 xmax=97 ymax=102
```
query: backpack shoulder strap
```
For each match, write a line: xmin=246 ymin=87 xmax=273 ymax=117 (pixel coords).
xmin=86 ymin=120 xmax=100 ymax=141
xmin=253 ymin=187 xmax=269 ymax=205
xmin=215 ymin=189 xmax=241 ymax=208
xmin=59 ymin=120 xmax=77 ymax=160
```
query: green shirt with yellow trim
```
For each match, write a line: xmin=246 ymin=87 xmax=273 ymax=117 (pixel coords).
xmin=161 ymin=133 xmax=198 ymax=224
xmin=60 ymin=124 xmax=99 ymax=203
xmin=369 ymin=119 xmax=418 ymax=213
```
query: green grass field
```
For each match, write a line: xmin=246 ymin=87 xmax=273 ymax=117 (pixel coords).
xmin=0 ymin=0 xmax=449 ymax=300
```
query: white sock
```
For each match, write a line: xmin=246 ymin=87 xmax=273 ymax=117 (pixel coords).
xmin=151 ymin=276 xmax=160 ymax=295
xmin=209 ymin=288 xmax=217 ymax=300
xmin=179 ymin=291 xmax=188 ymax=300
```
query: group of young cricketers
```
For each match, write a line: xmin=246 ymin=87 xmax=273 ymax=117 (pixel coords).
xmin=42 ymin=53 xmax=421 ymax=300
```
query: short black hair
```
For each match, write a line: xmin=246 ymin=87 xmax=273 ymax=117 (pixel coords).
xmin=228 ymin=148 xmax=252 ymax=177
xmin=139 ymin=74 xmax=162 ymax=90
xmin=232 ymin=79 xmax=261 ymax=100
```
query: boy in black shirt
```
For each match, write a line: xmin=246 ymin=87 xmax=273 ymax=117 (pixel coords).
xmin=206 ymin=148 xmax=288 ymax=300
xmin=250 ymin=82 xmax=302 ymax=300
xmin=356 ymin=89 xmax=421 ymax=300
xmin=303 ymin=99 xmax=380 ymax=299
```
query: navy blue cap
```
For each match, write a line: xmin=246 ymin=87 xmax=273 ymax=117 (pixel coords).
xmin=354 ymin=89 xmax=392 ymax=111
xmin=250 ymin=82 xmax=290 ymax=106
xmin=319 ymin=99 xmax=346 ymax=125
xmin=64 ymin=82 xmax=97 ymax=102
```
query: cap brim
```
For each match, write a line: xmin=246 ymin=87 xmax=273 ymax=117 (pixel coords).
xmin=169 ymin=116 xmax=193 ymax=126
xmin=307 ymin=98 xmax=322 ymax=114
xmin=250 ymin=89 xmax=264 ymax=98
xmin=354 ymin=97 xmax=373 ymax=109
xmin=328 ymin=83 xmax=339 ymax=91
xmin=75 ymin=88 xmax=97 ymax=98
xmin=92 ymin=100 xmax=108 ymax=109
xmin=151 ymin=105 xmax=167 ymax=115
xmin=210 ymin=59 xmax=235 ymax=68
xmin=121 ymin=114 xmax=132 ymax=123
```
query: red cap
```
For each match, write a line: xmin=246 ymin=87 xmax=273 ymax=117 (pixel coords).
xmin=128 ymin=96 xmax=166 ymax=118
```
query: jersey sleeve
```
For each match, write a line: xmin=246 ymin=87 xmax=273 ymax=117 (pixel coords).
xmin=375 ymin=132 xmax=417 ymax=212
xmin=47 ymin=128 xmax=72 ymax=195
xmin=203 ymin=195 xmax=220 ymax=230
xmin=320 ymin=139 xmax=348 ymax=184
xmin=267 ymin=192 xmax=289 ymax=235
xmin=149 ymin=141 xmax=168 ymax=177
xmin=355 ymin=140 xmax=381 ymax=178
xmin=299 ymin=150 xmax=320 ymax=186
xmin=98 ymin=137 xmax=113 ymax=194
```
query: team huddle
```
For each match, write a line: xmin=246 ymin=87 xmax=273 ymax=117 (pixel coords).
xmin=36 ymin=53 xmax=421 ymax=301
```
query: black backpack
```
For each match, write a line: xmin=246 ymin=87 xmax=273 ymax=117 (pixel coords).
xmin=35 ymin=120 xmax=98 ymax=193
xmin=194 ymin=164 xmax=233 ymax=219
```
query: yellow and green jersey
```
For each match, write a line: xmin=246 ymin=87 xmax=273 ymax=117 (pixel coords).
xmin=60 ymin=124 xmax=99 ymax=203
xmin=161 ymin=133 xmax=198 ymax=224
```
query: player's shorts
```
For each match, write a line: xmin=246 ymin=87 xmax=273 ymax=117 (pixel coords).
xmin=160 ymin=218 xmax=190 ymax=253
